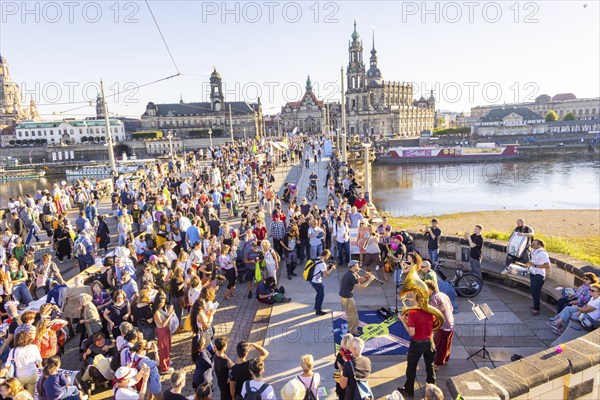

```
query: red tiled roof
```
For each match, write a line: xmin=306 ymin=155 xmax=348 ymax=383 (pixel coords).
xmin=552 ymin=93 xmax=577 ymax=101
xmin=284 ymin=91 xmax=323 ymax=110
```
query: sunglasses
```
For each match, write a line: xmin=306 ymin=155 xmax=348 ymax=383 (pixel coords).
xmin=592 ymin=290 xmax=600 ymax=293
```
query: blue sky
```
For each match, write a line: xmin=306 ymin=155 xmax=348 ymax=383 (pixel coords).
xmin=1 ymin=1 xmax=598 ymax=119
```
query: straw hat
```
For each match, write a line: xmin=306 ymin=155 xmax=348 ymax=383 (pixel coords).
xmin=280 ymin=379 xmax=306 ymax=400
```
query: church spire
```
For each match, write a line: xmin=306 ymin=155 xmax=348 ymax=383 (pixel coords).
xmin=371 ymin=28 xmax=376 ymax=53
xmin=306 ymin=74 xmax=312 ymax=92
xmin=351 ymin=19 xmax=360 ymax=42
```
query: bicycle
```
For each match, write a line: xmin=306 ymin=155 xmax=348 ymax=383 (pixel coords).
xmin=306 ymin=183 xmax=317 ymax=201
xmin=432 ymin=259 xmax=482 ymax=298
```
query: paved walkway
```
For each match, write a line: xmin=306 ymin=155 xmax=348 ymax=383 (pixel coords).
xmin=48 ymin=160 xmax=298 ymax=398
xmin=42 ymin=154 xmax=558 ymax=399
xmin=260 ymin=155 xmax=557 ymax=399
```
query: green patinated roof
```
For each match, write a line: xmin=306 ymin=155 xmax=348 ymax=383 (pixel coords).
xmin=16 ymin=119 xmax=121 ymax=129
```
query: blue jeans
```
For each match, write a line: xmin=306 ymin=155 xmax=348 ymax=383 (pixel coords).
xmin=394 ymin=268 xmax=404 ymax=288
xmin=213 ymin=203 xmax=221 ymax=218
xmin=337 ymin=240 xmax=350 ymax=264
xmin=13 ymin=282 xmax=33 ymax=306
xmin=310 ymin=282 xmax=324 ymax=312
xmin=429 ymin=249 xmax=439 ymax=265
xmin=310 ymin=243 xmax=323 ymax=260
xmin=557 ymin=305 xmax=578 ymax=323
xmin=26 ymin=226 xmax=40 ymax=245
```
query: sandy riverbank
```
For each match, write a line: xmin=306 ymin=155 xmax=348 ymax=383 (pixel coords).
xmin=386 ymin=209 xmax=600 ymax=265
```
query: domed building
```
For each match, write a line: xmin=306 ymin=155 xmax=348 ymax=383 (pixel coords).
xmin=141 ymin=67 xmax=264 ymax=139
xmin=472 ymin=92 xmax=599 ymax=121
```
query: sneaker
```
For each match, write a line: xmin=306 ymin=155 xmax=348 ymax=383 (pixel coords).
xmin=287 ymin=274 xmax=292 ymax=280
xmin=247 ymin=291 xmax=252 ymax=299
xmin=283 ymin=297 xmax=291 ymax=303
xmin=552 ymin=327 xmax=563 ymax=335
xmin=291 ymin=272 xmax=298 ymax=277
xmin=531 ymin=309 xmax=540 ymax=316
xmin=501 ymin=267 xmax=511 ymax=275
xmin=546 ymin=321 xmax=558 ymax=328
xmin=550 ymin=315 xmax=559 ymax=321
xmin=315 ymin=310 xmax=327 ymax=316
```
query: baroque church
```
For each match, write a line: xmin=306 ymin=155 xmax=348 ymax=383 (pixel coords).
xmin=141 ymin=67 xmax=264 ymax=138
xmin=345 ymin=22 xmax=435 ymax=138
xmin=0 ymin=54 xmax=40 ymax=129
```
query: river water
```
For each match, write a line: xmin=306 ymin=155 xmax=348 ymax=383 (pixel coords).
xmin=2 ymin=157 xmax=599 ymax=216
xmin=370 ymin=155 xmax=600 ymax=216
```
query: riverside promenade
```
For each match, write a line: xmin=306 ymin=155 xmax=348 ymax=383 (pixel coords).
xmin=48 ymin=154 xmax=558 ymax=399
xmin=259 ymin=155 xmax=557 ymax=399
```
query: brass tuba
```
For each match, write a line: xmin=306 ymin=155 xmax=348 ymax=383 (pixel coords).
xmin=399 ymin=253 xmax=445 ymax=331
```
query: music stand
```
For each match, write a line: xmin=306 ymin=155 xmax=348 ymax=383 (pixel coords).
xmin=466 ymin=301 xmax=496 ymax=367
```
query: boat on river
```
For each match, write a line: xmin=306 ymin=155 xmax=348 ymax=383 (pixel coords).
xmin=0 ymin=167 xmax=46 ymax=181
xmin=377 ymin=143 xmax=520 ymax=164
xmin=65 ymin=164 xmax=142 ymax=177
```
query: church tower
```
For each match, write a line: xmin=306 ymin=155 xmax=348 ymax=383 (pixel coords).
xmin=210 ymin=67 xmax=224 ymax=112
xmin=366 ymin=30 xmax=382 ymax=86
xmin=346 ymin=21 xmax=366 ymax=113
xmin=29 ymin=98 xmax=40 ymax=121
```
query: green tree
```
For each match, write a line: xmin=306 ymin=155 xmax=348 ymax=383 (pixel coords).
xmin=564 ymin=112 xmax=575 ymax=121
xmin=8 ymin=140 xmax=15 ymax=145
xmin=545 ymin=110 xmax=558 ymax=122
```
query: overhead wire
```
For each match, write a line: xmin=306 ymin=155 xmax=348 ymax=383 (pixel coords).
xmin=144 ymin=0 xmax=180 ymax=75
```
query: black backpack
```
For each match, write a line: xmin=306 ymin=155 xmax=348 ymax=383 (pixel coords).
xmin=298 ymin=375 xmax=317 ymax=400
xmin=110 ymin=344 xmax=128 ymax=372
xmin=243 ymin=381 xmax=269 ymax=400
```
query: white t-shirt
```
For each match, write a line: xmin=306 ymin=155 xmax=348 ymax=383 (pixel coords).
xmin=335 ymin=222 xmax=349 ymax=243
xmin=179 ymin=182 xmax=191 ymax=196
xmin=114 ymin=387 xmax=140 ymax=400
xmin=311 ymin=260 xmax=327 ymax=284
xmin=7 ymin=345 xmax=42 ymax=378
xmin=240 ymin=380 xmax=275 ymax=399
xmin=586 ymin=296 xmax=600 ymax=320
xmin=530 ymin=248 xmax=550 ymax=277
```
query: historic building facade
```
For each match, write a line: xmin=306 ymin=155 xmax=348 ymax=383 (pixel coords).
xmin=13 ymin=119 xmax=125 ymax=145
xmin=280 ymin=76 xmax=325 ymax=134
xmin=472 ymin=107 xmax=546 ymax=136
xmin=344 ymin=22 xmax=435 ymax=138
xmin=471 ymin=94 xmax=600 ymax=121
xmin=0 ymin=55 xmax=40 ymax=128
xmin=141 ymin=68 xmax=264 ymax=138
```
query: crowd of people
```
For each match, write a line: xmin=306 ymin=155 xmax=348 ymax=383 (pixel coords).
xmin=1 ymin=132 xmax=597 ymax=400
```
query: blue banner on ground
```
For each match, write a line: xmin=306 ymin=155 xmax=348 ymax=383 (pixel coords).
xmin=333 ymin=311 xmax=412 ymax=355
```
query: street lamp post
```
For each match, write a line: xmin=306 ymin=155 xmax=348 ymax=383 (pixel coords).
xmin=100 ymin=79 xmax=117 ymax=190
xmin=243 ymin=127 xmax=247 ymax=141
xmin=167 ymin=130 xmax=174 ymax=161
xmin=361 ymin=136 xmax=372 ymax=202
xmin=208 ymin=127 xmax=213 ymax=148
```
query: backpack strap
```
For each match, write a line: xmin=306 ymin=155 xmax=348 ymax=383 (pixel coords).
xmin=256 ymin=382 xmax=269 ymax=395
xmin=297 ymin=375 xmax=314 ymax=391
